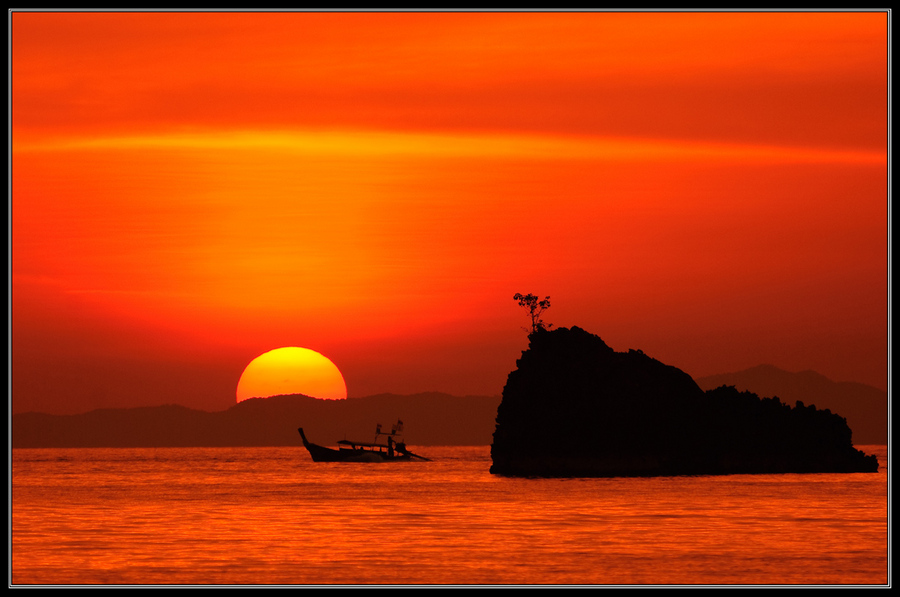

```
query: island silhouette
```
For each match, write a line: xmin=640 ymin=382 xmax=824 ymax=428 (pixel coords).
xmin=490 ymin=326 xmax=879 ymax=477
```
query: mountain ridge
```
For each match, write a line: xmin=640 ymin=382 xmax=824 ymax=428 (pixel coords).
xmin=12 ymin=363 xmax=887 ymax=448
xmin=11 ymin=392 xmax=503 ymax=448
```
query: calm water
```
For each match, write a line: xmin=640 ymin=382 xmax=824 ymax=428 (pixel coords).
xmin=11 ymin=445 xmax=888 ymax=586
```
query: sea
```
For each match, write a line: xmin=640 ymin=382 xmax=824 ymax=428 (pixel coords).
xmin=10 ymin=444 xmax=889 ymax=587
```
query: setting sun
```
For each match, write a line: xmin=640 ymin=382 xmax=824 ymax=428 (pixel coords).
xmin=236 ymin=347 xmax=348 ymax=402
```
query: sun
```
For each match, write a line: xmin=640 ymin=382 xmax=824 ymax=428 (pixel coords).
xmin=236 ymin=347 xmax=348 ymax=402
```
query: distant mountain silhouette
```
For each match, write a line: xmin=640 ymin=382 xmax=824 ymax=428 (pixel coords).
xmin=491 ymin=327 xmax=878 ymax=477
xmin=11 ymin=393 xmax=501 ymax=449
xmin=696 ymin=364 xmax=886 ymax=444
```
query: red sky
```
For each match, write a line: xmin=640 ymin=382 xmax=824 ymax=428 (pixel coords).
xmin=11 ymin=10 xmax=888 ymax=414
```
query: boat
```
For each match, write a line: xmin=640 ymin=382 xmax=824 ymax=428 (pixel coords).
xmin=298 ymin=420 xmax=431 ymax=462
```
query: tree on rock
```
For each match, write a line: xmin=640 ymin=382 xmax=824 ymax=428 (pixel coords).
xmin=514 ymin=293 xmax=552 ymax=333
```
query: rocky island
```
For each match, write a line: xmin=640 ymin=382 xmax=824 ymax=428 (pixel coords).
xmin=490 ymin=326 xmax=878 ymax=477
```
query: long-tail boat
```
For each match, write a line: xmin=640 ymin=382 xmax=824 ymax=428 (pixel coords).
xmin=298 ymin=420 xmax=430 ymax=462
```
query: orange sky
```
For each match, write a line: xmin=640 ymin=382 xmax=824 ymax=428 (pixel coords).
xmin=10 ymin=10 xmax=888 ymax=414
